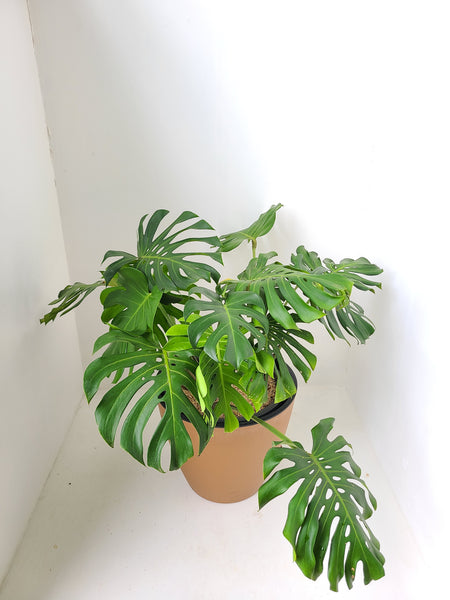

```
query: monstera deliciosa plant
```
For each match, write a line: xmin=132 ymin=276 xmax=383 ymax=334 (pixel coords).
xmin=41 ymin=204 xmax=385 ymax=591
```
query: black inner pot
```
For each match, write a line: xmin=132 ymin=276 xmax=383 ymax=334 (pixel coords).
xmin=215 ymin=367 xmax=297 ymax=428
xmin=167 ymin=367 xmax=297 ymax=429
xmin=159 ymin=367 xmax=297 ymax=428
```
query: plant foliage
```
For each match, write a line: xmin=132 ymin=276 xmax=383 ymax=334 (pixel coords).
xmin=84 ymin=329 xmax=210 ymax=471
xmin=103 ymin=210 xmax=222 ymax=287
xmin=41 ymin=204 xmax=384 ymax=590
xmin=259 ymin=418 xmax=385 ymax=591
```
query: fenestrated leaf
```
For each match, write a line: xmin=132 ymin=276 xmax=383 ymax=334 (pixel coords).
xmin=84 ymin=331 xmax=209 ymax=471
xmin=184 ymin=287 xmax=269 ymax=368
xmin=102 ymin=267 xmax=163 ymax=334
xmin=102 ymin=210 xmax=222 ymax=290
xmin=259 ymin=418 xmax=385 ymax=591
xmin=220 ymin=203 xmax=283 ymax=252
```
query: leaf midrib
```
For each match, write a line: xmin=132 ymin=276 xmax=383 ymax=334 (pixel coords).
xmin=310 ymin=453 xmax=371 ymax=562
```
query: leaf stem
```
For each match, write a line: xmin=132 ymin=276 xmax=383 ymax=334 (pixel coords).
xmin=251 ymin=414 xmax=298 ymax=448
xmin=251 ymin=238 xmax=257 ymax=259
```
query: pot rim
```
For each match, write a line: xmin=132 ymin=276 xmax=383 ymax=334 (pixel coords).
xmin=215 ymin=384 xmax=297 ymax=428
xmin=160 ymin=368 xmax=297 ymax=429
xmin=214 ymin=366 xmax=297 ymax=427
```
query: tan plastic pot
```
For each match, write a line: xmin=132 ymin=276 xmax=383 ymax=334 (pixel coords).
xmin=179 ymin=393 xmax=296 ymax=503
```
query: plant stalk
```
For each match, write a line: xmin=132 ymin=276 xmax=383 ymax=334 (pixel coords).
xmin=251 ymin=414 xmax=299 ymax=448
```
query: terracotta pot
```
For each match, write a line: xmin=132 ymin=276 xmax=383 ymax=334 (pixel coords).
xmin=161 ymin=371 xmax=297 ymax=504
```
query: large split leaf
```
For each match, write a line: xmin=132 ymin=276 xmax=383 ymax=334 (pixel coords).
xmin=230 ymin=253 xmax=353 ymax=326
xmin=102 ymin=210 xmax=222 ymax=290
xmin=219 ymin=203 xmax=283 ymax=252
xmin=84 ymin=330 xmax=209 ymax=471
xmin=259 ymin=418 xmax=385 ymax=591
xmin=184 ymin=287 xmax=269 ymax=368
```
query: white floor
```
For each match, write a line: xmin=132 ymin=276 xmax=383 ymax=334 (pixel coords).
xmin=1 ymin=386 xmax=428 ymax=600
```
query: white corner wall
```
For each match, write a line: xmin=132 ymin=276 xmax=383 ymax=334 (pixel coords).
xmin=26 ymin=0 xmax=449 ymax=590
xmin=0 ymin=0 xmax=83 ymax=584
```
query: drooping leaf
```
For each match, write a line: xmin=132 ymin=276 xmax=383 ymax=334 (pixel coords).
xmin=259 ymin=418 xmax=385 ymax=591
xmin=84 ymin=330 xmax=209 ymax=471
xmin=220 ymin=203 xmax=283 ymax=252
xmin=290 ymin=249 xmax=382 ymax=344
xmin=184 ymin=287 xmax=269 ymax=368
xmin=291 ymin=248 xmax=382 ymax=293
xmin=40 ymin=280 xmax=104 ymax=324
xmin=230 ymin=253 xmax=353 ymax=325
xmin=265 ymin=318 xmax=317 ymax=391
xmin=102 ymin=210 xmax=222 ymax=290
xmin=322 ymin=301 xmax=376 ymax=345
xmin=323 ymin=257 xmax=383 ymax=292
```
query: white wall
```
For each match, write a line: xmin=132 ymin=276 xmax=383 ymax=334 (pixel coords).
xmin=0 ymin=0 xmax=83 ymax=584
xmin=27 ymin=0 xmax=449 ymax=586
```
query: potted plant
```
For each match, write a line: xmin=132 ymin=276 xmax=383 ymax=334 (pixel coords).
xmin=41 ymin=204 xmax=385 ymax=591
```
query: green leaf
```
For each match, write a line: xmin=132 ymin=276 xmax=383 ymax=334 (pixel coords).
xmin=198 ymin=353 xmax=255 ymax=432
xmin=102 ymin=267 xmax=163 ymax=334
xmin=238 ymin=361 xmax=270 ymax=411
xmin=220 ymin=204 xmax=283 ymax=252
xmin=254 ymin=350 xmax=275 ymax=377
xmin=259 ymin=418 xmax=385 ymax=591
xmin=40 ymin=280 xmax=104 ymax=324
xmin=273 ymin=355 xmax=299 ymax=402
xmin=84 ymin=332 xmax=209 ymax=471
xmin=102 ymin=210 xmax=222 ymax=290
xmin=185 ymin=287 xmax=269 ymax=368
xmin=264 ymin=317 xmax=316 ymax=389
xmin=291 ymin=249 xmax=383 ymax=293
xmin=96 ymin=331 xmax=140 ymax=383
xmin=322 ymin=301 xmax=376 ymax=345
xmin=291 ymin=246 xmax=325 ymax=273
xmin=231 ymin=253 xmax=352 ymax=324
xmin=290 ymin=249 xmax=382 ymax=344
